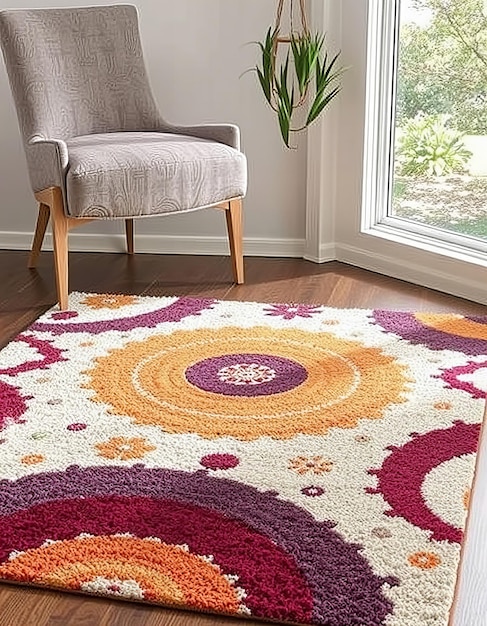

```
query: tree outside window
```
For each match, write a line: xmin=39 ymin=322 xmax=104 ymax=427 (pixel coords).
xmin=393 ymin=0 xmax=487 ymax=239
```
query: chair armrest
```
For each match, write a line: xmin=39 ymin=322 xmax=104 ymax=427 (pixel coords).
xmin=26 ymin=137 xmax=69 ymax=193
xmin=160 ymin=122 xmax=241 ymax=151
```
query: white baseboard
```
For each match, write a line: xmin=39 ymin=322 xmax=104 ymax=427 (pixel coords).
xmin=3 ymin=230 xmax=486 ymax=303
xmin=303 ymin=242 xmax=336 ymax=264
xmin=0 ymin=231 xmax=305 ymax=258
xmin=336 ymin=242 xmax=487 ymax=305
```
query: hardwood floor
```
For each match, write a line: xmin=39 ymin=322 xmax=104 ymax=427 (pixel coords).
xmin=0 ymin=250 xmax=485 ymax=626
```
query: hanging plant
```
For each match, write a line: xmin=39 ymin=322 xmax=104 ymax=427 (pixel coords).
xmin=254 ymin=0 xmax=344 ymax=148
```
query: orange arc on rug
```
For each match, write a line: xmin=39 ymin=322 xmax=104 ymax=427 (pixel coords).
xmin=0 ymin=535 xmax=244 ymax=613
xmin=414 ymin=313 xmax=487 ymax=340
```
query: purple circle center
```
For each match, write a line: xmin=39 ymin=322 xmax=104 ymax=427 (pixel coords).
xmin=185 ymin=353 xmax=308 ymax=397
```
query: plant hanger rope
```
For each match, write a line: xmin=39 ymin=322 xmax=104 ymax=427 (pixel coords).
xmin=275 ymin=0 xmax=309 ymax=39
xmin=254 ymin=0 xmax=344 ymax=148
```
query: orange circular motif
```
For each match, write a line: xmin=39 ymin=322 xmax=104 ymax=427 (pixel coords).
xmin=408 ymin=551 xmax=441 ymax=570
xmin=0 ymin=535 xmax=245 ymax=613
xmin=85 ymin=326 xmax=409 ymax=441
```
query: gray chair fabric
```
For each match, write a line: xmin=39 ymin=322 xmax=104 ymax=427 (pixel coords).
xmin=66 ymin=132 xmax=247 ymax=218
xmin=0 ymin=4 xmax=247 ymax=217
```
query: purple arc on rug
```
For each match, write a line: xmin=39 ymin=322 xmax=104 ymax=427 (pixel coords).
xmin=30 ymin=297 xmax=215 ymax=335
xmin=372 ymin=310 xmax=487 ymax=355
xmin=367 ymin=421 xmax=481 ymax=543
xmin=465 ymin=315 xmax=487 ymax=325
xmin=0 ymin=465 xmax=395 ymax=626
xmin=185 ymin=353 xmax=308 ymax=397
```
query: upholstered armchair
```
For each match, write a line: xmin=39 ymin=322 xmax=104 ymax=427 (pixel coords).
xmin=0 ymin=5 xmax=247 ymax=309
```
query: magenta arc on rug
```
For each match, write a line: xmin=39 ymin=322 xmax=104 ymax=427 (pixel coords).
xmin=0 ymin=293 xmax=485 ymax=626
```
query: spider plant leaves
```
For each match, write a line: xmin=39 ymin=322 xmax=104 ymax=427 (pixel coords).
xmin=290 ymin=33 xmax=324 ymax=98
xmin=290 ymin=34 xmax=310 ymax=97
xmin=307 ymin=85 xmax=341 ymax=126
xmin=252 ymin=26 xmax=345 ymax=147
xmin=276 ymin=54 xmax=293 ymax=115
xmin=255 ymin=27 xmax=277 ymax=105
xmin=275 ymin=53 xmax=294 ymax=146
xmin=278 ymin=101 xmax=291 ymax=147
xmin=256 ymin=67 xmax=272 ymax=105
xmin=307 ymin=51 xmax=343 ymax=126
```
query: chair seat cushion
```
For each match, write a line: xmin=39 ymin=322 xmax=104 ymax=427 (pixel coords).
xmin=65 ymin=132 xmax=247 ymax=218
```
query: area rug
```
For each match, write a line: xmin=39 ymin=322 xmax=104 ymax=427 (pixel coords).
xmin=0 ymin=293 xmax=485 ymax=626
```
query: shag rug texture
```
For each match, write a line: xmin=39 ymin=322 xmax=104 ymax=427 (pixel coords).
xmin=0 ymin=293 xmax=485 ymax=626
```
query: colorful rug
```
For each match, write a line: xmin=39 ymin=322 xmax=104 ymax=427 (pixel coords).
xmin=0 ymin=293 xmax=485 ymax=626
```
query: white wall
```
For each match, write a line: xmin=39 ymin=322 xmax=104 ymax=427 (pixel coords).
xmin=0 ymin=0 xmax=307 ymax=253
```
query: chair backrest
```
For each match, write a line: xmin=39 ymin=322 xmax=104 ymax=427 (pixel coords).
xmin=0 ymin=4 xmax=163 ymax=144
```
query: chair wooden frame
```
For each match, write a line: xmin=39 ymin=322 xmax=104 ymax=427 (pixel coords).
xmin=30 ymin=186 xmax=244 ymax=310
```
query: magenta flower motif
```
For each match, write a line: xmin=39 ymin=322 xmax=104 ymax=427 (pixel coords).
xmin=265 ymin=303 xmax=323 ymax=320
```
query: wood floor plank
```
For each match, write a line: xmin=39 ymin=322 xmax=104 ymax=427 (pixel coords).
xmin=0 ymin=250 xmax=486 ymax=626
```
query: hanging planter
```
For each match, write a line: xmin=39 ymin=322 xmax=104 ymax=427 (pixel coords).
xmin=254 ymin=0 xmax=344 ymax=148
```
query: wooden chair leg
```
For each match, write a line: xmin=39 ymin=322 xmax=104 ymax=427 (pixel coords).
xmin=28 ymin=203 xmax=50 ymax=268
xmin=49 ymin=188 xmax=69 ymax=311
xmin=34 ymin=187 xmax=96 ymax=311
xmin=225 ymin=198 xmax=244 ymax=284
xmin=125 ymin=219 xmax=134 ymax=255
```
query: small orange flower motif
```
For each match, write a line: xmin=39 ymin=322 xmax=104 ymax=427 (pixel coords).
xmin=289 ymin=456 xmax=334 ymax=475
xmin=408 ymin=551 xmax=441 ymax=570
xmin=434 ymin=401 xmax=452 ymax=410
xmin=82 ymin=294 xmax=137 ymax=310
xmin=95 ymin=436 xmax=156 ymax=461
xmin=463 ymin=488 xmax=471 ymax=511
xmin=21 ymin=454 xmax=45 ymax=465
